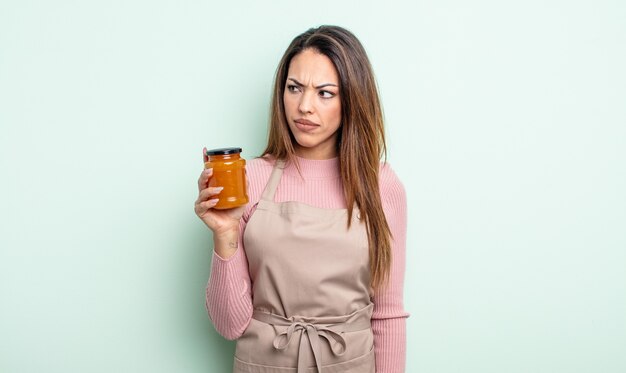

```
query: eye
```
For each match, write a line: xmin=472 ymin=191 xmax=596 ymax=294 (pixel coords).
xmin=286 ymin=84 xmax=301 ymax=93
xmin=319 ymin=90 xmax=335 ymax=99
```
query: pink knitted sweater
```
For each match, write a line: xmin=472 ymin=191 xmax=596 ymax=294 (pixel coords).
xmin=205 ymin=156 xmax=409 ymax=372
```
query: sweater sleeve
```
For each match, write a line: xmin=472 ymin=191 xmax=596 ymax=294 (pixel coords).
xmin=372 ymin=163 xmax=410 ymax=372
xmin=204 ymin=158 xmax=271 ymax=340
xmin=204 ymin=216 xmax=254 ymax=340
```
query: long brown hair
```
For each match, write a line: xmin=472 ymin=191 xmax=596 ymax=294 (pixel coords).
xmin=262 ymin=25 xmax=392 ymax=290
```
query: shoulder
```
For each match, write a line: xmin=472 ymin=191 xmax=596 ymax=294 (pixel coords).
xmin=246 ymin=155 xmax=275 ymax=171
xmin=378 ymin=161 xmax=406 ymax=201
xmin=377 ymin=161 xmax=407 ymax=225
xmin=241 ymin=156 xmax=275 ymax=221
xmin=246 ymin=156 xmax=274 ymax=176
xmin=245 ymin=155 xmax=276 ymax=193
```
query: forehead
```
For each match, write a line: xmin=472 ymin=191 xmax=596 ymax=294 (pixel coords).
xmin=287 ymin=49 xmax=339 ymax=83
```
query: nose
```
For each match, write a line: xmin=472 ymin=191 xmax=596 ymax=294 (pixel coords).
xmin=298 ymin=91 xmax=314 ymax=114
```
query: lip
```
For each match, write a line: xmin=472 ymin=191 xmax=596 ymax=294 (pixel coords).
xmin=294 ymin=118 xmax=320 ymax=132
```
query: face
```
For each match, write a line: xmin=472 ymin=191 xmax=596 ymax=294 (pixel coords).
xmin=283 ymin=48 xmax=342 ymax=160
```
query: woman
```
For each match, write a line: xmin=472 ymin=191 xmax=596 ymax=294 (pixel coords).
xmin=195 ymin=25 xmax=409 ymax=372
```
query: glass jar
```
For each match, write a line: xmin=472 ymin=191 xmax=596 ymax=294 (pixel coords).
xmin=204 ymin=147 xmax=249 ymax=209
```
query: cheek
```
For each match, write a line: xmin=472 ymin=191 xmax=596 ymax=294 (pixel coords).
xmin=328 ymin=101 xmax=342 ymax=125
xmin=283 ymin=92 xmax=295 ymax=113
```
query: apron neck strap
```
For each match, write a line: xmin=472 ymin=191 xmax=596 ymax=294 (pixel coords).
xmin=260 ymin=159 xmax=286 ymax=201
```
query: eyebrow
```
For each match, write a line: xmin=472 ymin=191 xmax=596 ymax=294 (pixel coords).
xmin=287 ymin=78 xmax=338 ymax=89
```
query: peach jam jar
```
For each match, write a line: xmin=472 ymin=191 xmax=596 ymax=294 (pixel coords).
xmin=204 ymin=147 xmax=249 ymax=209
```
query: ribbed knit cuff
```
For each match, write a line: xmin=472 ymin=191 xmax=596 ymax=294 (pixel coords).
xmin=372 ymin=317 xmax=407 ymax=373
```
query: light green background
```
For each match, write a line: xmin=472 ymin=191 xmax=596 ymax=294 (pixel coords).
xmin=1 ymin=0 xmax=624 ymax=372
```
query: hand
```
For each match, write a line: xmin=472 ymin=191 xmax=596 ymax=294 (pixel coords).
xmin=194 ymin=147 xmax=246 ymax=237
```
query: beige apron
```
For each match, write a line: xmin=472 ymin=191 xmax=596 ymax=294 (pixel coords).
xmin=234 ymin=160 xmax=375 ymax=373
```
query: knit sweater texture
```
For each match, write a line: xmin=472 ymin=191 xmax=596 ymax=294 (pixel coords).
xmin=205 ymin=155 xmax=409 ymax=372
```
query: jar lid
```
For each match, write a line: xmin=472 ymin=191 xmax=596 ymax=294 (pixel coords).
xmin=205 ymin=147 xmax=243 ymax=156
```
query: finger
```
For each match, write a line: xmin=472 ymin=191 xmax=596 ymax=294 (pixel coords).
xmin=198 ymin=186 xmax=224 ymax=201
xmin=197 ymin=168 xmax=213 ymax=192
xmin=201 ymin=198 xmax=219 ymax=211
xmin=195 ymin=198 xmax=219 ymax=216
xmin=203 ymin=147 xmax=209 ymax=163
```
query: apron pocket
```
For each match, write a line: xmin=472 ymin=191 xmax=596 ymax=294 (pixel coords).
xmin=233 ymin=346 xmax=375 ymax=373
xmin=320 ymin=346 xmax=375 ymax=373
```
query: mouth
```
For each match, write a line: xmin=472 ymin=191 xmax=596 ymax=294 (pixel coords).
xmin=294 ymin=118 xmax=320 ymax=132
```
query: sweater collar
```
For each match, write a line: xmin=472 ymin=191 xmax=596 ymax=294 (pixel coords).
xmin=283 ymin=155 xmax=341 ymax=179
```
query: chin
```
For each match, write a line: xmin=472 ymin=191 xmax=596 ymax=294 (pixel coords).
xmin=292 ymin=135 xmax=318 ymax=149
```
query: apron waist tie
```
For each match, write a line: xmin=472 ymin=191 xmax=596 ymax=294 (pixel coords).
xmin=251 ymin=304 xmax=373 ymax=373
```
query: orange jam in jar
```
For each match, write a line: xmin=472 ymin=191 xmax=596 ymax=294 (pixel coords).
xmin=204 ymin=147 xmax=249 ymax=209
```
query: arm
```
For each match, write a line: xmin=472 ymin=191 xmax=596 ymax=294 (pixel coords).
xmin=195 ymin=152 xmax=258 ymax=340
xmin=201 ymin=157 xmax=272 ymax=340
xmin=205 ymin=217 xmax=254 ymax=340
xmin=372 ymin=164 xmax=410 ymax=372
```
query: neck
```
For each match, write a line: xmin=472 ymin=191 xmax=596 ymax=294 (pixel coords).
xmin=294 ymin=144 xmax=337 ymax=160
